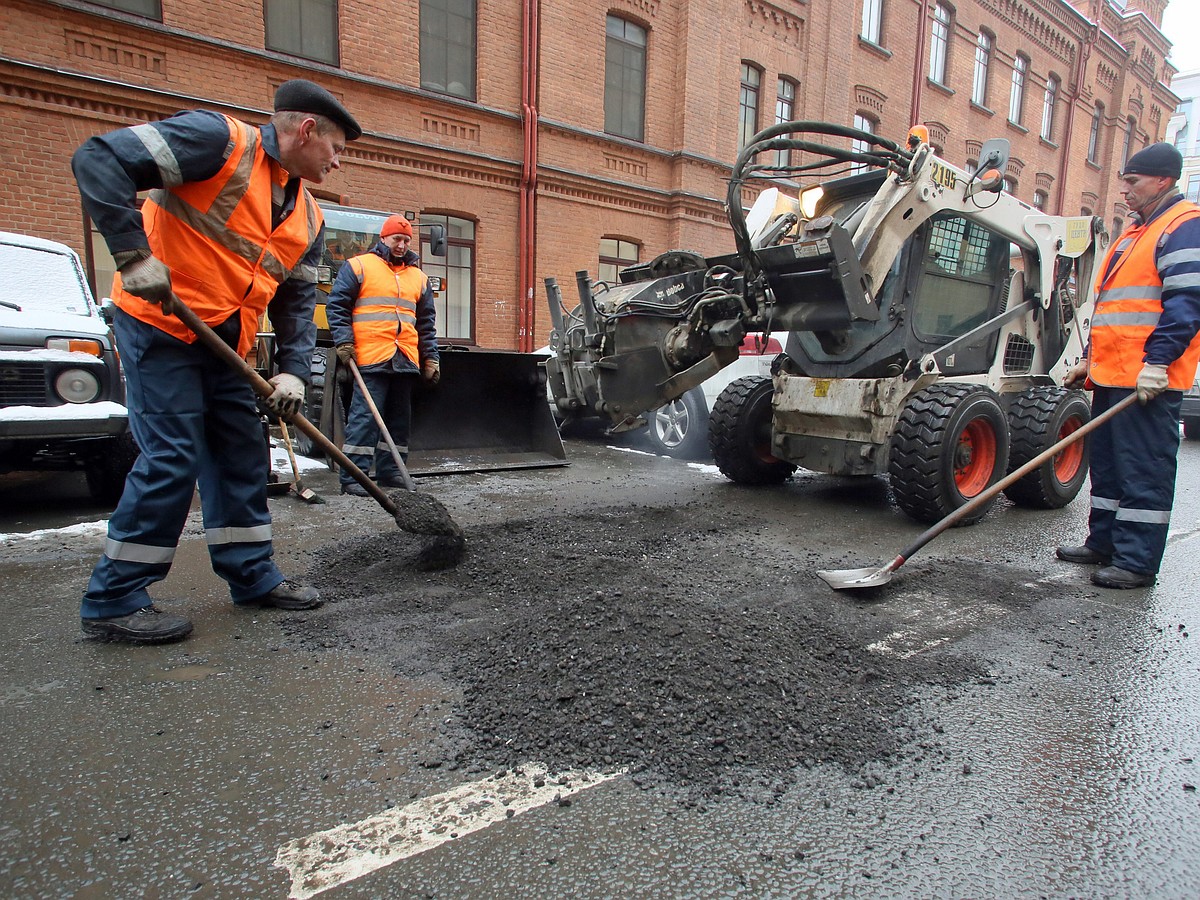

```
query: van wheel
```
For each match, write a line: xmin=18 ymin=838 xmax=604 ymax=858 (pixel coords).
xmin=643 ymin=388 xmax=709 ymax=458
xmin=1004 ymin=387 xmax=1091 ymax=509
xmin=889 ymin=384 xmax=1010 ymax=525
xmin=709 ymin=376 xmax=796 ymax=485
xmin=85 ymin=432 xmax=140 ymax=505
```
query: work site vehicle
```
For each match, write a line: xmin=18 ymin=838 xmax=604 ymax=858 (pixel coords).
xmin=544 ymin=122 xmax=1103 ymax=524
xmin=259 ymin=203 xmax=565 ymax=476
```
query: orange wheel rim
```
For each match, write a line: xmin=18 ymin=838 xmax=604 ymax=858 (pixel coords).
xmin=954 ymin=419 xmax=997 ymax=497
xmin=1052 ymin=415 xmax=1085 ymax=483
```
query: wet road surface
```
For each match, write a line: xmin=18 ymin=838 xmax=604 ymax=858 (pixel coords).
xmin=2 ymin=437 xmax=1199 ymax=897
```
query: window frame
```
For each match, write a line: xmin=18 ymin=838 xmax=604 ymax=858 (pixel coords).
xmin=851 ymin=112 xmax=877 ymax=174
xmin=774 ymin=77 xmax=797 ymax=169
xmin=604 ymin=15 xmax=648 ymax=142
xmin=739 ymin=63 xmax=763 ymax=152
xmin=264 ymin=0 xmax=340 ymax=66
xmin=1040 ymin=73 xmax=1058 ymax=141
xmin=1087 ymin=102 xmax=1104 ymax=164
xmin=419 ymin=0 xmax=478 ymax=101
xmin=972 ymin=30 xmax=992 ymax=107
xmin=929 ymin=3 xmax=951 ymax=86
xmin=1009 ymin=53 xmax=1028 ymax=125
xmin=861 ymin=0 xmax=883 ymax=45
xmin=598 ymin=237 xmax=640 ymax=285
xmin=1121 ymin=116 xmax=1137 ymax=170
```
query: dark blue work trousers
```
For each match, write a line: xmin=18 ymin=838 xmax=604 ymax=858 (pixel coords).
xmin=340 ymin=369 xmax=415 ymax=486
xmin=1085 ymin=385 xmax=1182 ymax=576
xmin=81 ymin=310 xmax=284 ymax=619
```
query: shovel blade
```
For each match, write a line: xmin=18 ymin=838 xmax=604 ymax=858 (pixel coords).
xmin=817 ymin=563 xmax=895 ymax=591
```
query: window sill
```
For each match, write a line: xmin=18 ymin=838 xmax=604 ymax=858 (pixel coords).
xmin=1039 ymin=136 xmax=1058 ymax=150
xmin=1006 ymin=120 xmax=1029 ymax=135
xmin=1085 ymin=158 xmax=1102 ymax=171
xmin=969 ymin=101 xmax=994 ymax=117
xmin=858 ymin=37 xmax=893 ymax=60
xmin=927 ymin=78 xmax=955 ymax=97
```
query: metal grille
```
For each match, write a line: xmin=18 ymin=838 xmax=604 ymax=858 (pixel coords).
xmin=0 ymin=363 xmax=48 ymax=407
xmin=1003 ymin=334 xmax=1035 ymax=374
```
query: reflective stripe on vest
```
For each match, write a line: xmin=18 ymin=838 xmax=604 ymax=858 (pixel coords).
xmin=112 ymin=115 xmax=323 ymax=359
xmin=1090 ymin=201 xmax=1200 ymax=389
xmin=348 ymin=253 xmax=426 ymax=367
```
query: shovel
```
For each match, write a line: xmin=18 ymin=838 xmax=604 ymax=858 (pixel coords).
xmin=346 ymin=357 xmax=416 ymax=492
xmin=278 ymin=418 xmax=324 ymax=504
xmin=167 ymin=297 xmax=464 ymax=565
xmin=817 ymin=391 xmax=1138 ymax=591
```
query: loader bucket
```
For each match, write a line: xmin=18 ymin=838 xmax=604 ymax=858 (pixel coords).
xmin=406 ymin=348 xmax=567 ymax=476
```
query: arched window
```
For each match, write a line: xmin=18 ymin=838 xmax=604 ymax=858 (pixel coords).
xmin=1009 ymin=53 xmax=1028 ymax=125
xmin=852 ymin=113 xmax=877 ymax=174
xmin=861 ymin=0 xmax=883 ymax=44
xmin=1033 ymin=190 xmax=1047 ymax=211
xmin=1121 ymin=117 xmax=1137 ymax=169
xmin=775 ymin=78 xmax=798 ymax=168
xmin=605 ymin=16 xmax=647 ymax=141
xmin=972 ymin=31 xmax=992 ymax=106
xmin=739 ymin=63 xmax=763 ymax=150
xmin=1040 ymin=74 xmax=1059 ymax=142
xmin=1087 ymin=103 xmax=1104 ymax=163
xmin=929 ymin=3 xmax=952 ymax=85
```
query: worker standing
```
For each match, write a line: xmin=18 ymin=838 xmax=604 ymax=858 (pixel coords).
xmin=326 ymin=215 xmax=440 ymax=496
xmin=1058 ymin=142 xmax=1200 ymax=589
xmin=72 ymin=79 xmax=362 ymax=643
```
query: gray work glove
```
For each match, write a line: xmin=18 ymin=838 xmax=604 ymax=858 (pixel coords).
xmin=265 ymin=373 xmax=305 ymax=417
xmin=422 ymin=358 xmax=440 ymax=387
xmin=1135 ymin=363 xmax=1169 ymax=405
xmin=336 ymin=342 xmax=356 ymax=365
xmin=117 ymin=252 xmax=175 ymax=315
xmin=1063 ymin=358 xmax=1089 ymax=390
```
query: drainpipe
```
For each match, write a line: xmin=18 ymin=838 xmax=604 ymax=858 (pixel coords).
xmin=518 ymin=0 xmax=540 ymax=352
xmin=910 ymin=0 xmax=932 ymax=127
xmin=1056 ymin=24 xmax=1098 ymax=214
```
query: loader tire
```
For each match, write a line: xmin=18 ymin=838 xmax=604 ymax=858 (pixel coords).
xmin=889 ymin=383 xmax=1009 ymax=525
xmin=1003 ymin=387 xmax=1090 ymax=509
xmin=709 ymin=376 xmax=796 ymax=485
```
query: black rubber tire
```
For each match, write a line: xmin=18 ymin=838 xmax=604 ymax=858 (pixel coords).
xmin=709 ymin=376 xmax=796 ymax=485
xmin=643 ymin=388 xmax=710 ymax=459
xmin=889 ymin=383 xmax=1010 ymax=525
xmin=1184 ymin=417 xmax=1200 ymax=441
xmin=85 ymin=431 xmax=140 ymax=505
xmin=1004 ymin=387 xmax=1091 ymax=509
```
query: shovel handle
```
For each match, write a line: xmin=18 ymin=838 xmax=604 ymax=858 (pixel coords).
xmin=894 ymin=391 xmax=1138 ymax=566
xmin=168 ymin=296 xmax=400 ymax=517
xmin=346 ymin=358 xmax=417 ymax=492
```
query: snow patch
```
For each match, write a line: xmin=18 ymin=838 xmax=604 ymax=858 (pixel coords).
xmin=0 ymin=401 xmax=127 ymax=422
xmin=0 ymin=519 xmax=108 ymax=543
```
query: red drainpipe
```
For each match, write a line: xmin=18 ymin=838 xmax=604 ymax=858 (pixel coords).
xmin=518 ymin=0 xmax=540 ymax=352
xmin=910 ymin=0 xmax=931 ymax=128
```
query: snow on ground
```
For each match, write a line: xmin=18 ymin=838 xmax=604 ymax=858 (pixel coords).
xmin=270 ymin=440 xmax=331 ymax=473
xmin=0 ymin=401 xmax=127 ymax=422
xmin=0 ymin=519 xmax=109 ymax=543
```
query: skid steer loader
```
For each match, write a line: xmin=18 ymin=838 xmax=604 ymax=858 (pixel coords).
xmin=544 ymin=122 xmax=1104 ymax=524
xmin=259 ymin=203 xmax=565 ymax=476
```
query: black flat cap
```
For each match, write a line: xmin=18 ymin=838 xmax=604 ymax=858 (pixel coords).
xmin=1122 ymin=142 xmax=1182 ymax=180
xmin=274 ymin=79 xmax=362 ymax=141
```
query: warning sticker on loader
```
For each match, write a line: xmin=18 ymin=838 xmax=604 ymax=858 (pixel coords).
xmin=813 ymin=379 xmax=833 ymax=398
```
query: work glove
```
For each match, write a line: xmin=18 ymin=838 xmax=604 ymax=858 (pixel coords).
xmin=422 ymin=358 xmax=441 ymax=387
xmin=335 ymin=342 xmax=356 ymax=365
xmin=1135 ymin=363 xmax=1169 ymax=405
xmin=265 ymin=373 xmax=305 ymax=417
xmin=1063 ymin=358 xmax=1090 ymax=390
xmin=117 ymin=253 xmax=175 ymax=315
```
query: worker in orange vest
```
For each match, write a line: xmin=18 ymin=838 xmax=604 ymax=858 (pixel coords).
xmin=326 ymin=214 xmax=440 ymax=495
xmin=1058 ymin=142 xmax=1200 ymax=588
xmin=72 ymin=79 xmax=361 ymax=643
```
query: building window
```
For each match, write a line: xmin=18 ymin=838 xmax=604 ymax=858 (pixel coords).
xmin=861 ymin=0 xmax=883 ymax=44
xmin=1009 ymin=54 xmax=1028 ymax=125
xmin=1002 ymin=176 xmax=1016 ymax=194
xmin=1121 ymin=117 xmax=1137 ymax=169
xmin=972 ymin=31 xmax=991 ymax=106
xmin=1040 ymin=74 xmax=1058 ymax=141
xmin=1087 ymin=102 xmax=1103 ymax=163
xmin=420 ymin=0 xmax=476 ymax=100
xmin=1032 ymin=190 xmax=1047 ymax=211
xmin=929 ymin=3 xmax=951 ymax=85
xmin=605 ymin=16 xmax=647 ymax=141
xmin=90 ymin=0 xmax=161 ymax=16
xmin=418 ymin=214 xmax=475 ymax=342
xmin=1080 ymin=206 xmax=1093 ymax=217
xmin=265 ymin=0 xmax=338 ymax=64
xmin=1186 ymin=175 xmax=1200 ymax=204
xmin=775 ymin=78 xmax=796 ymax=168
xmin=1175 ymin=123 xmax=1189 ymax=150
xmin=598 ymin=238 xmax=640 ymax=284
xmin=852 ymin=113 xmax=876 ymax=174
xmin=965 ymin=158 xmax=978 ymax=177
xmin=739 ymin=64 xmax=763 ymax=151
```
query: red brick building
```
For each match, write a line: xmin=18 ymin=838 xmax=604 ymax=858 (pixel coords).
xmin=0 ymin=0 xmax=1181 ymax=351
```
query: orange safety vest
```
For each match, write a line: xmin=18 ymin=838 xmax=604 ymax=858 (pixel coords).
xmin=1090 ymin=200 xmax=1200 ymax=389
xmin=347 ymin=252 xmax=427 ymax=367
xmin=112 ymin=115 xmax=323 ymax=359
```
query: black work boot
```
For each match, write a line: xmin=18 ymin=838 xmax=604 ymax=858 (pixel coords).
xmin=241 ymin=580 xmax=322 ymax=610
xmin=81 ymin=605 xmax=194 ymax=644
xmin=376 ymin=475 xmax=409 ymax=489
xmin=1056 ymin=544 xmax=1111 ymax=565
xmin=1091 ymin=566 xmax=1155 ymax=589
xmin=341 ymin=481 xmax=370 ymax=497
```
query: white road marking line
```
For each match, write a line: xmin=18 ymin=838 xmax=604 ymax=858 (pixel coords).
xmin=274 ymin=763 xmax=624 ymax=899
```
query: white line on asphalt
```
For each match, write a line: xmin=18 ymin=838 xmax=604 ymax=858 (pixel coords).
xmin=274 ymin=762 xmax=624 ymax=899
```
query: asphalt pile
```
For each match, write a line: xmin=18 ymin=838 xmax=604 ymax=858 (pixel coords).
xmin=293 ymin=505 xmax=992 ymax=795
